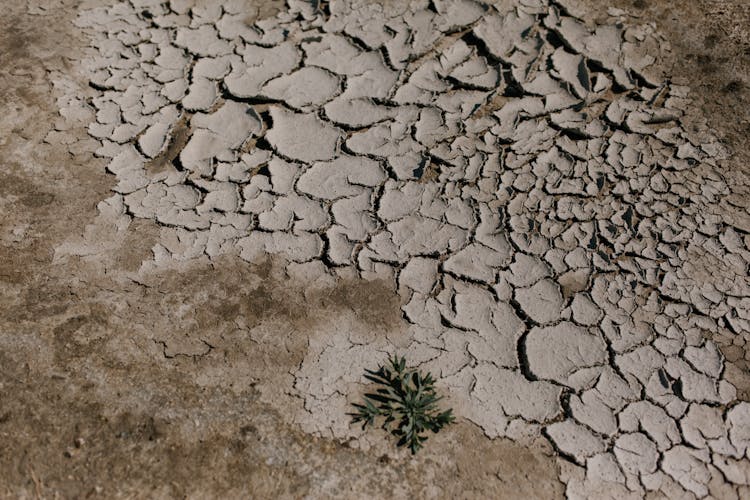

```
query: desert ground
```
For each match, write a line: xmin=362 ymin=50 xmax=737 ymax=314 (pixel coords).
xmin=1 ymin=0 xmax=750 ymax=498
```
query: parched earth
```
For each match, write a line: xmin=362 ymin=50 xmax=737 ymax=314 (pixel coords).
xmin=1 ymin=0 xmax=750 ymax=498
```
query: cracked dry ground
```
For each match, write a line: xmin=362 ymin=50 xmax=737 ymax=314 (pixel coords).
xmin=2 ymin=0 xmax=750 ymax=499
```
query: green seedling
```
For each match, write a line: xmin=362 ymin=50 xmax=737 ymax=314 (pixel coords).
xmin=350 ymin=355 xmax=455 ymax=454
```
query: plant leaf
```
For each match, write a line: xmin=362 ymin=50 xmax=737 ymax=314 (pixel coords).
xmin=350 ymin=355 xmax=455 ymax=454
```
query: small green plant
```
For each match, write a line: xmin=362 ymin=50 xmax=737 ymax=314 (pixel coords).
xmin=350 ymin=355 xmax=455 ymax=454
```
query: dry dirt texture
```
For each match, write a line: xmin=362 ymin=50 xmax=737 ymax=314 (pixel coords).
xmin=0 ymin=0 xmax=749 ymax=499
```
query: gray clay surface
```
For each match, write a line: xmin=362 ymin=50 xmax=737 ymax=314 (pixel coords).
xmin=2 ymin=0 xmax=750 ymax=498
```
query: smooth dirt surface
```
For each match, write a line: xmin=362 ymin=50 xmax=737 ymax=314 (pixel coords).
xmin=1 ymin=0 xmax=749 ymax=498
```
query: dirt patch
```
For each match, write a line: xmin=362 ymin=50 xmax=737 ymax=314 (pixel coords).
xmin=1 ymin=245 xmax=563 ymax=498
xmin=0 ymin=345 xmax=562 ymax=498
xmin=2 ymin=230 xmax=564 ymax=498
xmin=316 ymin=277 xmax=405 ymax=331
xmin=434 ymin=424 xmax=563 ymax=500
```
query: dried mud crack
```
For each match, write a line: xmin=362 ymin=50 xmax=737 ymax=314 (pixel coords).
xmin=3 ymin=0 xmax=750 ymax=498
